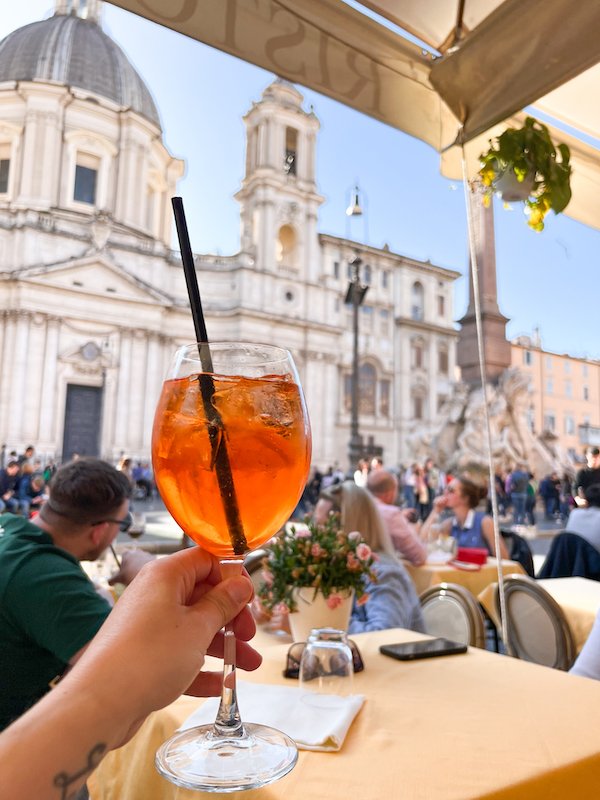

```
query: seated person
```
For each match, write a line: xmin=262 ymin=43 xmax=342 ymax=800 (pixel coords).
xmin=253 ymin=481 xmax=426 ymax=635
xmin=0 ymin=461 xmax=21 ymax=514
xmin=317 ymin=481 xmax=426 ymax=634
xmin=16 ymin=468 xmax=47 ymax=518
xmin=0 ymin=458 xmax=150 ymax=731
xmin=366 ymin=468 xmax=427 ymax=565
xmin=570 ymin=608 xmax=600 ymax=681
xmin=565 ymin=483 xmax=600 ymax=554
xmin=421 ymin=474 xmax=508 ymax=559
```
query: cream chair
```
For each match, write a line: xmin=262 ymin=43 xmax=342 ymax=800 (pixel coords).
xmin=493 ymin=574 xmax=576 ymax=670
xmin=419 ymin=583 xmax=486 ymax=648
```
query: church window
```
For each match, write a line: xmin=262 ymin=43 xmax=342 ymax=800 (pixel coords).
xmin=379 ymin=380 xmax=390 ymax=417
xmin=363 ymin=264 xmax=371 ymax=285
xmin=0 ymin=159 xmax=9 ymax=193
xmin=74 ymin=152 xmax=100 ymax=204
xmin=333 ymin=260 xmax=340 ymax=279
xmin=74 ymin=165 xmax=96 ymax=204
xmin=411 ymin=338 xmax=425 ymax=369
xmin=413 ymin=395 xmax=424 ymax=420
xmin=379 ymin=308 xmax=389 ymax=335
xmin=584 ymin=385 xmax=589 ymax=401
xmin=359 ymin=363 xmax=376 ymax=415
xmin=437 ymin=294 xmax=445 ymax=317
xmin=284 ymin=127 xmax=298 ymax=175
xmin=438 ymin=346 xmax=449 ymax=375
xmin=523 ymin=350 xmax=532 ymax=365
xmin=411 ymin=281 xmax=424 ymax=321
xmin=276 ymin=224 xmax=297 ymax=268
xmin=381 ymin=270 xmax=389 ymax=289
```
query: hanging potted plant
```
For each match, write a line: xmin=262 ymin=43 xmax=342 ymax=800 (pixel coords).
xmin=478 ymin=116 xmax=572 ymax=231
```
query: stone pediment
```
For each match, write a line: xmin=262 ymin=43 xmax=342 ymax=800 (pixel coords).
xmin=13 ymin=255 xmax=174 ymax=306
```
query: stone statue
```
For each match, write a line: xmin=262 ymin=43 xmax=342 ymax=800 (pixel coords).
xmin=413 ymin=367 xmax=575 ymax=477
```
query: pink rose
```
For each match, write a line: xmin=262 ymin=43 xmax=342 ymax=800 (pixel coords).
xmin=356 ymin=543 xmax=372 ymax=561
xmin=326 ymin=594 xmax=343 ymax=610
xmin=295 ymin=527 xmax=311 ymax=539
xmin=311 ymin=543 xmax=323 ymax=558
xmin=348 ymin=531 xmax=362 ymax=542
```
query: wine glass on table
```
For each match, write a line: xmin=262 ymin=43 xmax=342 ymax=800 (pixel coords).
xmin=151 ymin=341 xmax=312 ymax=791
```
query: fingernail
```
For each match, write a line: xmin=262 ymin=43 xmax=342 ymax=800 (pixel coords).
xmin=229 ymin=577 xmax=251 ymax=604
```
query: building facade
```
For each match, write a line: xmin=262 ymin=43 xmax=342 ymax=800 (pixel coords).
xmin=511 ymin=333 xmax=600 ymax=462
xmin=0 ymin=2 xmax=459 ymax=470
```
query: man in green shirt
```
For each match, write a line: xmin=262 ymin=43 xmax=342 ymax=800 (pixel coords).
xmin=0 ymin=457 xmax=145 ymax=730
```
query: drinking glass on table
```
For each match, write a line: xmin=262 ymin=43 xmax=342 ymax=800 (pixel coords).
xmin=299 ymin=629 xmax=354 ymax=707
xmin=151 ymin=342 xmax=311 ymax=791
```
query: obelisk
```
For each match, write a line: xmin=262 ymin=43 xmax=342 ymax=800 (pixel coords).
xmin=457 ymin=191 xmax=511 ymax=384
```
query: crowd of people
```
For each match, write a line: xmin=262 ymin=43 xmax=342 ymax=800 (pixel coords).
xmin=304 ymin=450 xmax=598 ymax=531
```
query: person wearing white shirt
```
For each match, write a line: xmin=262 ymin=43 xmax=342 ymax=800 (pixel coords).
xmin=565 ymin=483 xmax=600 ymax=553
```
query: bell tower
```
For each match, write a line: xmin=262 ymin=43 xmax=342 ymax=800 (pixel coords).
xmin=235 ymin=79 xmax=323 ymax=282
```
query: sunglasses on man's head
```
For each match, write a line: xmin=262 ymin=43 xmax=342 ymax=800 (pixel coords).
xmin=283 ymin=639 xmax=364 ymax=679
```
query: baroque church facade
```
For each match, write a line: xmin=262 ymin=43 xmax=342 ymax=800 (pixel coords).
xmin=0 ymin=1 xmax=459 ymax=470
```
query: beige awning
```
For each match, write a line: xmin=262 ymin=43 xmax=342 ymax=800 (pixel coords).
xmin=108 ymin=0 xmax=600 ymax=228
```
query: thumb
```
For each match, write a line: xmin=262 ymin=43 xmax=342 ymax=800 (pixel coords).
xmin=192 ymin=576 xmax=253 ymax=634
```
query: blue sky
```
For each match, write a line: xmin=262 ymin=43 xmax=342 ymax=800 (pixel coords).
xmin=3 ymin=2 xmax=600 ymax=359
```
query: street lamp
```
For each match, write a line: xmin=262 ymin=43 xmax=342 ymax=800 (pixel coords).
xmin=345 ymin=253 xmax=368 ymax=470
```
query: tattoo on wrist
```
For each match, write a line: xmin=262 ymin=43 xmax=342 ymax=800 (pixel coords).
xmin=53 ymin=743 xmax=106 ymax=799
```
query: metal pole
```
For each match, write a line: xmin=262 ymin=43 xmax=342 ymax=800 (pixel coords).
xmin=346 ymin=255 xmax=366 ymax=470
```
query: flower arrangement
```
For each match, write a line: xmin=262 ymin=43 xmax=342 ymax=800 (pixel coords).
xmin=478 ymin=116 xmax=572 ymax=232
xmin=257 ymin=514 xmax=378 ymax=613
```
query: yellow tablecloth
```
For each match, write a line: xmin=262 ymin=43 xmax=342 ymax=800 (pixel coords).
xmin=479 ymin=577 xmax=600 ymax=653
xmin=404 ymin=557 xmax=525 ymax=595
xmin=89 ymin=628 xmax=600 ymax=800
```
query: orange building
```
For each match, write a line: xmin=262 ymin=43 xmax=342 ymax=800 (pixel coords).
xmin=511 ymin=334 xmax=600 ymax=463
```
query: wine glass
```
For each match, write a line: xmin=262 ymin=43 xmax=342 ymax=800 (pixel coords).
xmin=151 ymin=342 xmax=312 ymax=791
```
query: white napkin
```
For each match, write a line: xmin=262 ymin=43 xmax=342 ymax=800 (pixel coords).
xmin=179 ymin=681 xmax=365 ymax=752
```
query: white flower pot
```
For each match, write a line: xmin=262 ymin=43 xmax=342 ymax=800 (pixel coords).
xmin=288 ymin=587 xmax=355 ymax=643
xmin=493 ymin=169 xmax=534 ymax=202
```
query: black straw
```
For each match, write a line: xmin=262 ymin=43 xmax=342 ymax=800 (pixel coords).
xmin=171 ymin=197 xmax=247 ymax=555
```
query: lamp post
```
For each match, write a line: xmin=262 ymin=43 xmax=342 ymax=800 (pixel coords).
xmin=345 ymin=253 xmax=368 ymax=470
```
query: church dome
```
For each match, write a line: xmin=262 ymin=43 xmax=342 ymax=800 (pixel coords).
xmin=0 ymin=12 xmax=160 ymax=128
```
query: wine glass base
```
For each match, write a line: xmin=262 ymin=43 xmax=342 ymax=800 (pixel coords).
xmin=155 ymin=722 xmax=298 ymax=792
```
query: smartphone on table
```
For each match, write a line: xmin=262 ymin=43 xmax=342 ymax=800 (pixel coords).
xmin=379 ymin=638 xmax=467 ymax=661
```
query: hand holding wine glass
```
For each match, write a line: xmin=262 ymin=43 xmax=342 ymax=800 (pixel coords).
xmin=151 ymin=341 xmax=311 ymax=791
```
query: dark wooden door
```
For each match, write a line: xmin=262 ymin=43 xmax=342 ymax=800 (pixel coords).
xmin=62 ymin=384 xmax=103 ymax=461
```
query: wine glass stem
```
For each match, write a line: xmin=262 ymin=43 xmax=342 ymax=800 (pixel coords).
xmin=213 ymin=559 xmax=245 ymax=738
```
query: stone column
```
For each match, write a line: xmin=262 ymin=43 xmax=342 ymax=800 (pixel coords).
xmin=38 ymin=316 xmax=60 ymax=445
xmin=457 ymin=192 xmax=511 ymax=384
xmin=114 ymin=331 xmax=132 ymax=450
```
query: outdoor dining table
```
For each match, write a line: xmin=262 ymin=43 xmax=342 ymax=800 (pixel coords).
xmin=403 ymin=556 xmax=525 ymax=595
xmin=88 ymin=626 xmax=600 ymax=800
xmin=478 ymin=576 xmax=600 ymax=653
